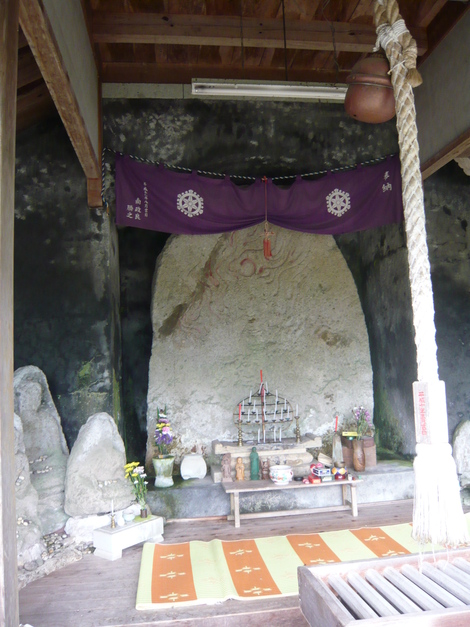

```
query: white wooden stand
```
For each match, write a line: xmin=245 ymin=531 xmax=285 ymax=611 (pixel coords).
xmin=93 ymin=515 xmax=164 ymax=561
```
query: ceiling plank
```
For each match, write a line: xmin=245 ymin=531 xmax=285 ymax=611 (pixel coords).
xmin=101 ymin=61 xmax=350 ymax=84
xmin=92 ymin=13 xmax=427 ymax=54
xmin=17 ymin=48 xmax=43 ymax=89
xmin=415 ymin=0 xmax=448 ymax=28
xmin=418 ymin=2 xmax=470 ymax=66
xmin=19 ymin=0 xmax=100 ymax=203
xmin=16 ymin=82 xmax=57 ymax=132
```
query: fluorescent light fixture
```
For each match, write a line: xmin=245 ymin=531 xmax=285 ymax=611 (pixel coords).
xmin=191 ymin=79 xmax=347 ymax=102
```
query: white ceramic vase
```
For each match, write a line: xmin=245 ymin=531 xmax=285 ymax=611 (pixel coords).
xmin=180 ymin=453 xmax=207 ymax=480
xmin=152 ymin=455 xmax=175 ymax=487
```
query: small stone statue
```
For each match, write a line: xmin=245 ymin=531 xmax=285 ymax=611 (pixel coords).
xmin=221 ymin=453 xmax=232 ymax=482
xmin=235 ymin=457 xmax=245 ymax=481
xmin=261 ymin=459 xmax=270 ymax=480
xmin=250 ymin=446 xmax=260 ymax=480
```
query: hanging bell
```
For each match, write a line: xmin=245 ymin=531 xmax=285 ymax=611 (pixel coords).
xmin=344 ymin=52 xmax=395 ymax=124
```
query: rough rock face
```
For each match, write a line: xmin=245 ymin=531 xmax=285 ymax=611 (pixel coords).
xmin=453 ymin=419 xmax=470 ymax=487
xmin=64 ymin=412 xmax=133 ymax=516
xmin=14 ymin=366 xmax=69 ymax=534
xmin=14 ymin=413 xmax=45 ymax=568
xmin=146 ymin=225 xmax=373 ymax=466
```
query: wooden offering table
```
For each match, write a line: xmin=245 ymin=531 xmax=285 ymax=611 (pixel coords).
xmin=222 ymin=478 xmax=361 ymax=528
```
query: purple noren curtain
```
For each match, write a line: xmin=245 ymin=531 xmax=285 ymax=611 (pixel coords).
xmin=115 ymin=153 xmax=403 ymax=235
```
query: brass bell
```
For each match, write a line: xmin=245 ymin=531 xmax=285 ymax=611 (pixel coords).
xmin=344 ymin=52 xmax=395 ymax=124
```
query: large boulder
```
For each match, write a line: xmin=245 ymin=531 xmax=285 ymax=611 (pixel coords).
xmin=64 ymin=412 xmax=133 ymax=516
xmin=14 ymin=413 xmax=45 ymax=568
xmin=14 ymin=366 xmax=69 ymax=534
xmin=453 ymin=419 xmax=470 ymax=487
xmin=146 ymin=226 xmax=373 ymax=466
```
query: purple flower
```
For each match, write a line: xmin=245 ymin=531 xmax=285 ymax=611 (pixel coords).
xmin=352 ymin=406 xmax=372 ymax=438
xmin=155 ymin=406 xmax=174 ymax=455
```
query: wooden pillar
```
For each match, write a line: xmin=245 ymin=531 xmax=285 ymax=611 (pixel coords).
xmin=0 ymin=0 xmax=19 ymax=625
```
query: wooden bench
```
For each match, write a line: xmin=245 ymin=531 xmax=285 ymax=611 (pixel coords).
xmin=222 ymin=478 xmax=361 ymax=528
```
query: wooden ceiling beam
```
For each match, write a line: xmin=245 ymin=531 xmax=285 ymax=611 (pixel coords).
xmin=101 ymin=62 xmax=351 ymax=85
xmin=19 ymin=0 xmax=101 ymax=206
xmin=92 ymin=13 xmax=428 ymax=55
xmin=415 ymin=0 xmax=448 ymax=28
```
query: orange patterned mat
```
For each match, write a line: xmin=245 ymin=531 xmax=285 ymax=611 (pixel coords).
xmin=135 ymin=520 xmax=442 ymax=609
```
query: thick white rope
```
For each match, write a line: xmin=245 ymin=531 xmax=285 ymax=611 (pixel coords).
xmin=374 ymin=1 xmax=436 ymax=383
xmin=374 ymin=19 xmax=409 ymax=51
xmin=373 ymin=0 xmax=468 ymax=547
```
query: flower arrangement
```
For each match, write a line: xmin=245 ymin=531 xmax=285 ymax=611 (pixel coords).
xmin=154 ymin=406 xmax=173 ymax=457
xmin=124 ymin=462 xmax=148 ymax=506
xmin=352 ymin=406 xmax=373 ymax=439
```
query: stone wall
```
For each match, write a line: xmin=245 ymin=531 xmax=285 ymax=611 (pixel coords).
xmin=14 ymin=119 xmax=122 ymax=446
xmin=424 ymin=163 xmax=470 ymax=435
xmin=336 ymin=161 xmax=470 ymax=454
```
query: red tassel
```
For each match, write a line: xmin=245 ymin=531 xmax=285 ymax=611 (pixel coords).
xmin=264 ymin=237 xmax=272 ymax=259
xmin=262 ymin=176 xmax=273 ymax=259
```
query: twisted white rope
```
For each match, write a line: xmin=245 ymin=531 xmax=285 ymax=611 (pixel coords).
xmin=373 ymin=0 xmax=468 ymax=547
xmin=374 ymin=1 xmax=436 ymax=383
xmin=374 ymin=19 xmax=409 ymax=52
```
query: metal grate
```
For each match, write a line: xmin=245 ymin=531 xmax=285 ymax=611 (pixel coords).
xmin=326 ymin=557 xmax=470 ymax=621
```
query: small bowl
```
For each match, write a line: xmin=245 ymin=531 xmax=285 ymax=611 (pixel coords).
xmin=269 ymin=464 xmax=294 ymax=485
xmin=123 ymin=510 xmax=135 ymax=523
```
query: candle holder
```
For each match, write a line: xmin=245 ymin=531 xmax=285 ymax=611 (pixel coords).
xmin=110 ymin=513 xmax=116 ymax=529
xmin=295 ymin=415 xmax=301 ymax=443
xmin=233 ymin=381 xmax=294 ymax=442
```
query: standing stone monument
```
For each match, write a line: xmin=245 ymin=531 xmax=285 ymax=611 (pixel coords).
xmin=146 ymin=225 xmax=373 ymax=467
xmin=64 ymin=412 xmax=133 ymax=517
xmin=14 ymin=413 xmax=45 ymax=569
xmin=453 ymin=419 xmax=470 ymax=488
xmin=14 ymin=366 xmax=69 ymax=534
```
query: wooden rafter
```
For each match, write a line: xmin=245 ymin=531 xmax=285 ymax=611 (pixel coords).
xmin=19 ymin=0 xmax=101 ymax=206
